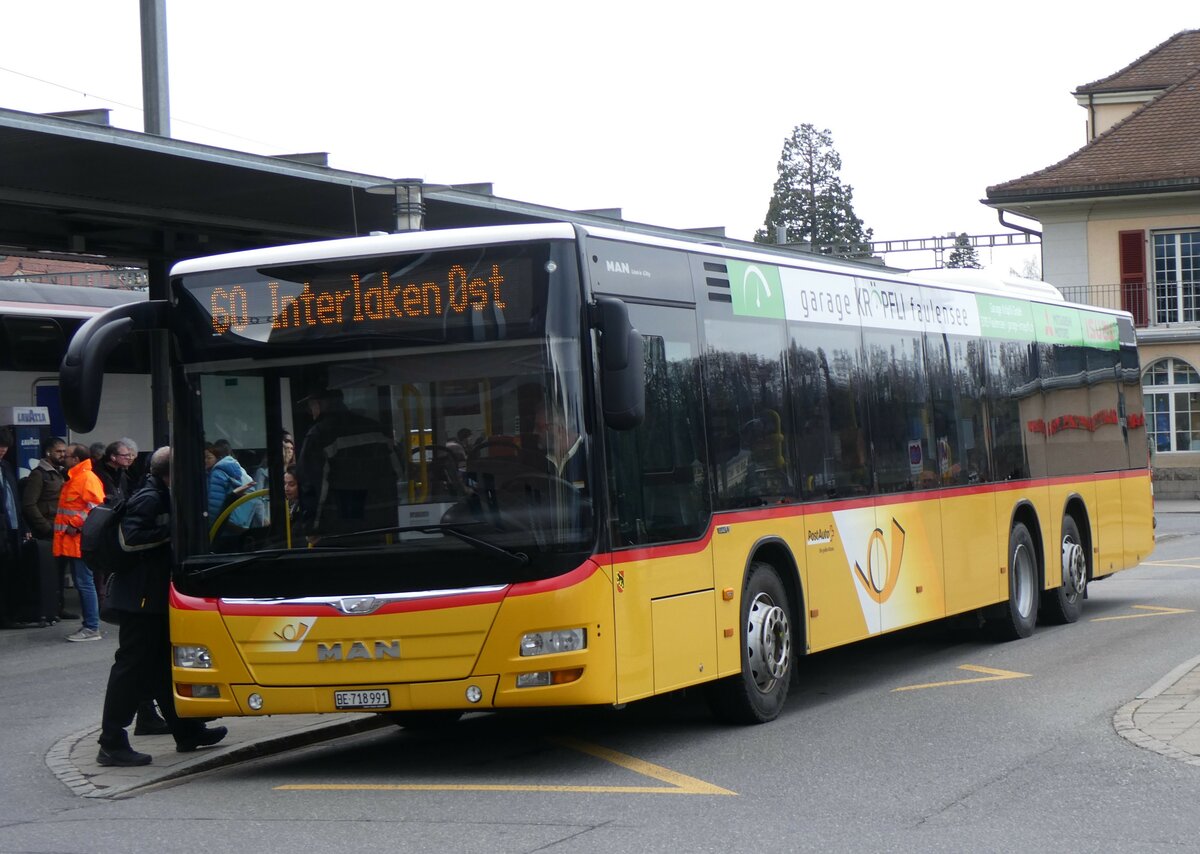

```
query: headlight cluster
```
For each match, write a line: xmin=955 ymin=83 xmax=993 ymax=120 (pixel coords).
xmin=516 ymin=628 xmax=587 ymax=689
xmin=519 ymin=628 xmax=586 ymax=657
xmin=173 ymin=645 xmax=213 ymax=669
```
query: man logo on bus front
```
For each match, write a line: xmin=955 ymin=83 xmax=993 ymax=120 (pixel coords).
xmin=337 ymin=597 xmax=383 ymax=615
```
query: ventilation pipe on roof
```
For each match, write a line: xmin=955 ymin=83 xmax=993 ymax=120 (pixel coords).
xmin=365 ymin=179 xmax=426 ymax=232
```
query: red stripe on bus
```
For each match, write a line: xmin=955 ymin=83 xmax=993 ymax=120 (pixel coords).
xmin=597 ymin=469 xmax=1149 ymax=566
xmin=507 ymin=560 xmax=603 ymax=597
xmin=170 ymin=588 xmax=219 ymax=611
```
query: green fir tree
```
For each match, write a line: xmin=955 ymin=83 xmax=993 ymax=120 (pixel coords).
xmin=945 ymin=233 xmax=982 ymax=269
xmin=755 ymin=124 xmax=873 ymax=258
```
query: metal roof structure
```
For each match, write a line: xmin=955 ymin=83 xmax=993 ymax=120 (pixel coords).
xmin=0 ymin=106 xmax=764 ymax=277
xmin=0 ymin=106 xmax=513 ymax=268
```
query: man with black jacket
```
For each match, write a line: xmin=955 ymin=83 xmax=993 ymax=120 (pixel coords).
xmin=95 ymin=438 xmax=136 ymax=502
xmin=96 ymin=446 xmax=227 ymax=767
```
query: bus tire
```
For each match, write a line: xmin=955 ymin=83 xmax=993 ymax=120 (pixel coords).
xmin=1041 ymin=516 xmax=1087 ymax=624
xmin=706 ymin=561 xmax=793 ymax=725
xmin=385 ymin=710 xmax=464 ymax=730
xmin=991 ymin=522 xmax=1038 ymax=641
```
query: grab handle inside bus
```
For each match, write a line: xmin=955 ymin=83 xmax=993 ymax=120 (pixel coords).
xmin=592 ymin=296 xmax=645 ymax=430
xmin=59 ymin=300 xmax=169 ymax=433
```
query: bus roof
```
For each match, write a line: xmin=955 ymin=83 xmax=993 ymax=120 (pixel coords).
xmin=169 ymin=221 xmax=1124 ymax=322
xmin=170 ymin=224 xmax=579 ymax=276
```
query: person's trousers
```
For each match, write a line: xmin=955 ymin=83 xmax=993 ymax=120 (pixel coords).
xmin=66 ymin=557 xmax=98 ymax=630
xmin=98 ymin=611 xmax=203 ymax=749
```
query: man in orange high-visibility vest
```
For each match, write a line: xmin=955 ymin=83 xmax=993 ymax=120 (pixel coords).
xmin=53 ymin=444 xmax=105 ymax=642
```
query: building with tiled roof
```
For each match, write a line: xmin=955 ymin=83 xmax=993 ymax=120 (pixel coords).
xmin=0 ymin=254 xmax=107 ymax=276
xmin=985 ymin=30 xmax=1200 ymax=494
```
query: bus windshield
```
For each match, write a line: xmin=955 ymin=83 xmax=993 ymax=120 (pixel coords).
xmin=171 ymin=239 xmax=592 ymax=597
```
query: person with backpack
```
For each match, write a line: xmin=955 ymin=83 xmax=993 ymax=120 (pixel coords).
xmin=96 ymin=446 xmax=227 ymax=767
xmin=53 ymin=444 xmax=104 ymax=642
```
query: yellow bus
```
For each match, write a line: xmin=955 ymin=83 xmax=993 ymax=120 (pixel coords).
xmin=61 ymin=223 xmax=1154 ymax=725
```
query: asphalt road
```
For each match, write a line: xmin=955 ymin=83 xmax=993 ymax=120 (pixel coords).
xmin=4 ymin=512 xmax=1200 ymax=853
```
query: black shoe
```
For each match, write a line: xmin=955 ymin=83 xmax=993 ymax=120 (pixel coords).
xmin=97 ymin=745 xmax=152 ymax=767
xmin=175 ymin=725 xmax=228 ymax=753
xmin=134 ymin=717 xmax=171 ymax=736
xmin=59 ymin=610 xmax=79 ymax=620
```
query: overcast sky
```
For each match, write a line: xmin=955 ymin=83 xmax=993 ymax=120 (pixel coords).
xmin=1 ymin=2 xmax=1195 ymax=273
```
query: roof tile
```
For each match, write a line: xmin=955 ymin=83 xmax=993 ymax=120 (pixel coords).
xmin=989 ymin=61 xmax=1200 ymax=200
xmin=1076 ymin=29 xmax=1200 ymax=94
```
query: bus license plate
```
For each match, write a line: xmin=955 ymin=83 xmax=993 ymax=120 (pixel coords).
xmin=334 ymin=689 xmax=391 ymax=709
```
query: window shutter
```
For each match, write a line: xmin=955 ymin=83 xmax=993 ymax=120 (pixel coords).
xmin=1118 ymin=230 xmax=1147 ymax=325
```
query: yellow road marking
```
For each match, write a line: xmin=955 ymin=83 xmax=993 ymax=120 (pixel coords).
xmin=892 ymin=664 xmax=1030 ymax=693
xmin=275 ymin=736 xmax=736 ymax=796
xmin=1090 ymin=604 xmax=1194 ymax=622
xmin=1143 ymin=559 xmax=1200 ymax=569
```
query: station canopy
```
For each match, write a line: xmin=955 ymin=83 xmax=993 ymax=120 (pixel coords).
xmin=0 ymin=106 xmax=554 ymax=273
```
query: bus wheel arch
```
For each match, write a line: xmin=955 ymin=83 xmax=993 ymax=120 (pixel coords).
xmin=748 ymin=539 xmax=805 ymax=667
xmin=706 ymin=541 xmax=799 ymax=725
xmin=991 ymin=503 xmax=1042 ymax=641
xmin=1041 ymin=498 xmax=1090 ymax=624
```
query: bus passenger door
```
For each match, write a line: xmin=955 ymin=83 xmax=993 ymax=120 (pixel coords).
xmin=604 ymin=304 xmax=715 ymax=700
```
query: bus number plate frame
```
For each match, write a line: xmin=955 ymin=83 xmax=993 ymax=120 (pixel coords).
xmin=334 ymin=689 xmax=391 ymax=709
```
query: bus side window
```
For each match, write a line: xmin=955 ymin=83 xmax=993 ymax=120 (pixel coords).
xmin=987 ymin=339 xmax=1037 ymax=481
xmin=703 ymin=316 xmax=792 ymax=509
xmin=789 ymin=321 xmax=870 ymax=499
xmin=607 ymin=309 xmax=709 ymax=547
xmin=931 ymin=336 xmax=990 ymax=485
xmin=863 ymin=328 xmax=930 ymax=493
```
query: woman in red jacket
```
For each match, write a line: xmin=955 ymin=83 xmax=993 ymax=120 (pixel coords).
xmin=53 ymin=444 xmax=105 ymax=642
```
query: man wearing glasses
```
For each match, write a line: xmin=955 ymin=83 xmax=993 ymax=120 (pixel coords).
xmin=96 ymin=438 xmax=138 ymax=502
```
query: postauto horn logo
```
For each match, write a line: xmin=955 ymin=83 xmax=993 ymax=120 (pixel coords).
xmin=853 ymin=519 xmax=906 ymax=605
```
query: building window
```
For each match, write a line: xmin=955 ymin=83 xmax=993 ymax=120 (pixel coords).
xmin=1144 ymin=357 xmax=1200 ymax=452
xmin=1153 ymin=231 xmax=1200 ymax=324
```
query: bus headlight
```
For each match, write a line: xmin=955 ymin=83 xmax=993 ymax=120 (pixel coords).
xmin=174 ymin=645 xmax=213 ymax=668
xmin=519 ymin=628 xmax=586 ymax=657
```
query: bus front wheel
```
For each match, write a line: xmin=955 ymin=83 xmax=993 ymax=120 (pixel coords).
xmin=1041 ymin=516 xmax=1087 ymax=624
xmin=991 ymin=522 xmax=1038 ymax=641
xmin=706 ymin=561 xmax=793 ymax=725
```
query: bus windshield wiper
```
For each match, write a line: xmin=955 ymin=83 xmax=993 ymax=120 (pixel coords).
xmin=182 ymin=543 xmax=356 ymax=580
xmin=434 ymin=525 xmax=530 ymax=567
xmin=316 ymin=523 xmax=529 ymax=566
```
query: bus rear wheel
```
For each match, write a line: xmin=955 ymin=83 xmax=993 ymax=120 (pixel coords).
xmin=991 ymin=522 xmax=1038 ymax=641
xmin=1041 ymin=516 xmax=1087 ymax=624
xmin=706 ymin=561 xmax=793 ymax=725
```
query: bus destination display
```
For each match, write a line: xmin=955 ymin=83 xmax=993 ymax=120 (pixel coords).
xmin=187 ymin=252 xmax=535 ymax=344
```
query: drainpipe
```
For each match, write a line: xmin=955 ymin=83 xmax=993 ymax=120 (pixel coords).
xmin=998 ymin=210 xmax=1041 ymax=238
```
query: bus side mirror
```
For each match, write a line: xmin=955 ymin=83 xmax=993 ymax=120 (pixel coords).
xmin=592 ymin=296 xmax=645 ymax=431
xmin=59 ymin=301 xmax=168 ymax=433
